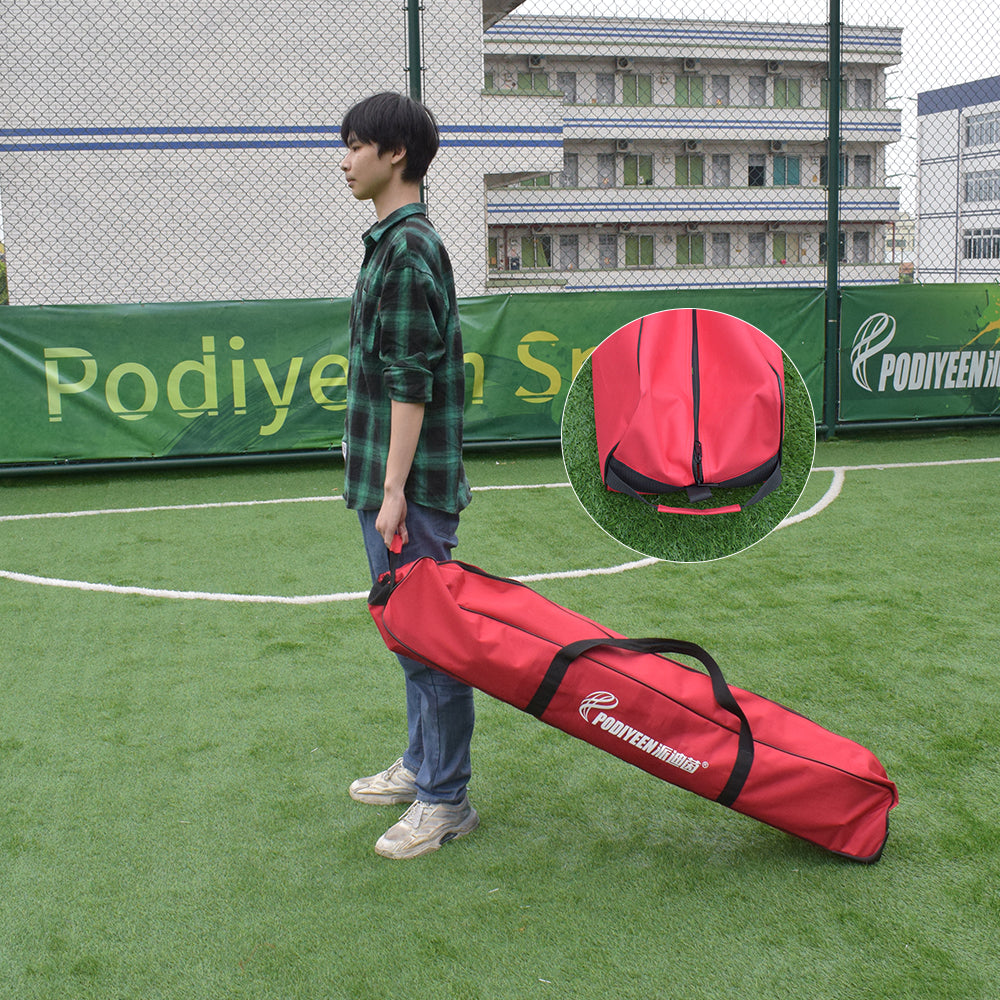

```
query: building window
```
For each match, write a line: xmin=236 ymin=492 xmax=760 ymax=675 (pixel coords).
xmin=773 ymin=77 xmax=802 ymax=108
xmin=748 ymin=153 xmax=766 ymax=187
xmin=773 ymin=154 xmax=800 ymax=186
xmin=748 ymin=76 xmax=767 ymax=107
xmin=854 ymin=154 xmax=872 ymax=187
xmin=819 ymin=154 xmax=848 ymax=187
xmin=967 ymin=111 xmax=1000 ymax=147
xmin=965 ymin=168 xmax=1000 ymax=202
xmin=677 ymin=232 xmax=705 ymax=265
xmin=597 ymin=153 xmax=616 ymax=188
xmin=556 ymin=72 xmax=577 ymax=104
xmin=773 ymin=232 xmax=803 ymax=264
xmin=598 ymin=233 xmax=618 ymax=267
xmin=711 ymin=75 xmax=730 ymax=106
xmin=963 ymin=228 xmax=1000 ymax=259
xmin=711 ymin=154 xmax=731 ymax=187
xmin=675 ymin=153 xmax=704 ymax=186
xmin=625 ymin=234 xmax=655 ymax=266
xmin=521 ymin=235 xmax=551 ymax=268
xmin=748 ymin=231 xmax=767 ymax=264
xmin=624 ymin=153 xmax=654 ymax=186
xmin=711 ymin=232 xmax=731 ymax=266
xmin=852 ymin=232 xmax=870 ymax=263
xmin=819 ymin=231 xmax=847 ymax=262
xmin=623 ymin=74 xmax=653 ymax=106
xmin=596 ymin=72 xmax=616 ymax=105
xmin=517 ymin=71 xmax=550 ymax=95
xmin=559 ymin=234 xmax=579 ymax=269
xmin=675 ymin=75 xmax=705 ymax=107
xmin=560 ymin=153 xmax=579 ymax=187
xmin=519 ymin=174 xmax=551 ymax=188
xmin=488 ymin=236 xmax=499 ymax=269
xmin=854 ymin=79 xmax=872 ymax=108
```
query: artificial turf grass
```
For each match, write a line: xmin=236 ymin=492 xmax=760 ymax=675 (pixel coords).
xmin=560 ymin=351 xmax=816 ymax=562
xmin=2 ymin=437 xmax=1000 ymax=998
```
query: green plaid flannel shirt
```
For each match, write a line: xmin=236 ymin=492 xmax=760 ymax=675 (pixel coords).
xmin=343 ymin=203 xmax=471 ymax=513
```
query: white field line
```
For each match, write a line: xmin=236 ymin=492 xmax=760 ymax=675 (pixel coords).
xmin=0 ymin=481 xmax=569 ymax=523
xmin=0 ymin=457 xmax=995 ymax=602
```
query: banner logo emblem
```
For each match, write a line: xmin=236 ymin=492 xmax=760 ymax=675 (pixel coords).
xmin=851 ymin=313 xmax=896 ymax=391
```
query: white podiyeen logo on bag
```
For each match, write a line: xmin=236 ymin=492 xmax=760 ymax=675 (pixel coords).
xmin=579 ymin=691 xmax=618 ymax=722
xmin=578 ymin=691 xmax=706 ymax=773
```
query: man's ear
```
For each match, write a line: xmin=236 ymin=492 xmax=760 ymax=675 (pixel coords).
xmin=389 ymin=146 xmax=408 ymax=168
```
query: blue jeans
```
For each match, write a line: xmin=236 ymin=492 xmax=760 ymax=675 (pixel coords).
xmin=358 ymin=503 xmax=475 ymax=804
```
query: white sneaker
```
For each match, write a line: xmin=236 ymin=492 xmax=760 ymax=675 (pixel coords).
xmin=374 ymin=797 xmax=480 ymax=859
xmin=349 ymin=758 xmax=418 ymax=805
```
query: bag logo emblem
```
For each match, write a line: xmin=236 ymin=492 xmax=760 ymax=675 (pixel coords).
xmin=579 ymin=691 xmax=619 ymax=722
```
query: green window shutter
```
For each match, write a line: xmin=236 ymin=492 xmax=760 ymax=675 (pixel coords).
xmin=690 ymin=156 xmax=703 ymax=186
xmin=787 ymin=156 xmax=800 ymax=185
xmin=675 ymin=77 xmax=689 ymax=106
xmin=690 ymin=76 xmax=704 ymax=106
xmin=773 ymin=233 xmax=787 ymax=262
xmin=675 ymin=154 xmax=688 ymax=185
xmin=624 ymin=156 xmax=638 ymax=186
xmin=625 ymin=235 xmax=639 ymax=266
xmin=520 ymin=236 xmax=533 ymax=267
xmin=691 ymin=233 xmax=704 ymax=264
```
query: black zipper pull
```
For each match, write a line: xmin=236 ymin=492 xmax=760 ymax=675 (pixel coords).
xmin=693 ymin=440 xmax=704 ymax=483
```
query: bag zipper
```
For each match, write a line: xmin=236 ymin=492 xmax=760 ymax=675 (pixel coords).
xmin=690 ymin=309 xmax=703 ymax=484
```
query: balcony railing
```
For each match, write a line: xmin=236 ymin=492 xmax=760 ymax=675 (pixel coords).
xmin=486 ymin=185 xmax=902 ymax=225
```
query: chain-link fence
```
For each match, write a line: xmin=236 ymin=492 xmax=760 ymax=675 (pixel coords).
xmin=0 ymin=0 xmax=997 ymax=305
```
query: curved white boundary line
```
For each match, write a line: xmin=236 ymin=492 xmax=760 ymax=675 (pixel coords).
xmin=775 ymin=468 xmax=845 ymax=529
xmin=0 ymin=557 xmax=661 ymax=604
xmin=2 ymin=457 xmax=994 ymax=602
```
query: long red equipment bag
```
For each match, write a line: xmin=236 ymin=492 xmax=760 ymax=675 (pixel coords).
xmin=368 ymin=548 xmax=898 ymax=863
xmin=592 ymin=307 xmax=785 ymax=515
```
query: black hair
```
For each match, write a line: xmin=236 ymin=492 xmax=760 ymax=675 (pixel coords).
xmin=340 ymin=92 xmax=440 ymax=183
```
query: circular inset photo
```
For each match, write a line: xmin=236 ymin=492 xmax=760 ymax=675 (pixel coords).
xmin=561 ymin=307 xmax=815 ymax=563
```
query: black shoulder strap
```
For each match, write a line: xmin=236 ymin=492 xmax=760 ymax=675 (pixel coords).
xmin=526 ymin=636 xmax=754 ymax=807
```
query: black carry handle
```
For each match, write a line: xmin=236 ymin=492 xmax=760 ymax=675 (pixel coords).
xmin=367 ymin=534 xmax=405 ymax=607
xmin=526 ymin=636 xmax=754 ymax=808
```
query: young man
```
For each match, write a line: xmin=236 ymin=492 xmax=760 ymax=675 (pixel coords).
xmin=339 ymin=92 xmax=477 ymax=859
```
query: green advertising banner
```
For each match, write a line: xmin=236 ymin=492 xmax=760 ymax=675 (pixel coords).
xmin=0 ymin=288 xmax=824 ymax=469
xmin=840 ymin=284 xmax=1000 ymax=422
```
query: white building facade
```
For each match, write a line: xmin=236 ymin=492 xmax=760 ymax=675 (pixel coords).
xmin=0 ymin=3 xmax=900 ymax=304
xmin=483 ymin=16 xmax=903 ymax=291
xmin=917 ymin=75 xmax=1000 ymax=283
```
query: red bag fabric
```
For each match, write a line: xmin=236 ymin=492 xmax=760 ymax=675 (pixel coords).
xmin=368 ymin=554 xmax=898 ymax=863
xmin=593 ymin=308 xmax=785 ymax=514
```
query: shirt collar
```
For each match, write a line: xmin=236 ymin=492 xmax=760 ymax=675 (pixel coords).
xmin=362 ymin=202 xmax=427 ymax=248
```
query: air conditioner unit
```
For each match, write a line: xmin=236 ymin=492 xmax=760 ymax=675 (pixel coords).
xmin=616 ymin=56 xmax=634 ymax=72
xmin=769 ymin=140 xmax=786 ymax=153
xmin=685 ymin=222 xmax=701 ymax=233
xmin=684 ymin=139 xmax=701 ymax=153
xmin=620 ymin=223 xmax=635 ymax=233
xmin=767 ymin=222 xmax=782 ymax=232
xmin=616 ymin=138 xmax=632 ymax=153
xmin=765 ymin=60 xmax=783 ymax=75
xmin=527 ymin=54 xmax=546 ymax=70
xmin=682 ymin=57 xmax=700 ymax=73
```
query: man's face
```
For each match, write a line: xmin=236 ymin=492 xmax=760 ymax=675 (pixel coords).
xmin=340 ymin=135 xmax=397 ymax=203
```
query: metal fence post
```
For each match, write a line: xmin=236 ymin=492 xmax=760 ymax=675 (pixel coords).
xmin=823 ymin=0 xmax=842 ymax=437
